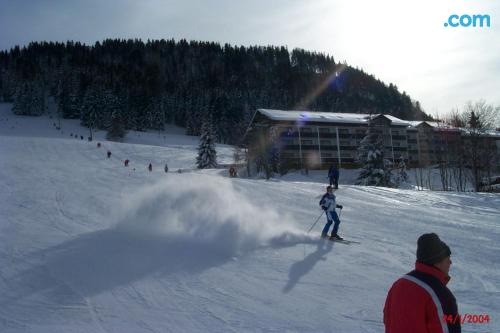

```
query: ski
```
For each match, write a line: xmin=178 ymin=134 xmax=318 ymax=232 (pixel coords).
xmin=328 ymin=239 xmax=360 ymax=245
xmin=321 ymin=237 xmax=360 ymax=245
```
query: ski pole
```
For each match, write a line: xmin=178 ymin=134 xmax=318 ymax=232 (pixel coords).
xmin=307 ymin=210 xmax=325 ymax=233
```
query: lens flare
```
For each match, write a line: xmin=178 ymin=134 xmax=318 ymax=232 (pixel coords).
xmin=295 ymin=63 xmax=348 ymax=111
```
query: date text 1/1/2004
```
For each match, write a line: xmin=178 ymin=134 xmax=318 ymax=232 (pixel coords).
xmin=443 ymin=314 xmax=490 ymax=324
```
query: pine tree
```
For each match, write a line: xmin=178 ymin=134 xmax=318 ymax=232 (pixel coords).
xmin=356 ymin=120 xmax=393 ymax=187
xmin=196 ymin=118 xmax=217 ymax=169
xmin=12 ymin=83 xmax=29 ymax=115
xmin=12 ymin=80 xmax=46 ymax=116
xmin=57 ymin=75 xmax=80 ymax=119
xmin=106 ymin=110 xmax=126 ymax=141
xmin=105 ymin=93 xmax=127 ymax=141
xmin=80 ymin=85 xmax=102 ymax=139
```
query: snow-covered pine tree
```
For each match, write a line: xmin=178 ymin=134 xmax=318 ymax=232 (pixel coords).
xmin=196 ymin=118 xmax=217 ymax=169
xmin=356 ymin=119 xmax=393 ymax=187
xmin=106 ymin=110 xmax=126 ymax=141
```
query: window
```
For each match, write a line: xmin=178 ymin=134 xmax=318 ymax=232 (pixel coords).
xmin=301 ymin=140 xmax=313 ymax=145
xmin=339 ymin=128 xmax=349 ymax=134
xmin=319 ymin=127 xmax=330 ymax=133
xmin=340 ymin=140 xmax=350 ymax=146
xmin=320 ymin=140 xmax=331 ymax=145
xmin=301 ymin=127 xmax=312 ymax=132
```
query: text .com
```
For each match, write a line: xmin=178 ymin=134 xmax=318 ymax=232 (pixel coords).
xmin=444 ymin=14 xmax=491 ymax=28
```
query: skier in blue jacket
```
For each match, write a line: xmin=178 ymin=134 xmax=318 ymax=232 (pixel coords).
xmin=319 ymin=185 xmax=343 ymax=240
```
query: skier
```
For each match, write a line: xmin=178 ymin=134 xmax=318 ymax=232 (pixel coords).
xmin=319 ymin=185 xmax=343 ymax=240
xmin=229 ymin=166 xmax=237 ymax=177
xmin=328 ymin=164 xmax=339 ymax=189
xmin=107 ymin=151 xmax=111 ymax=158
xmin=384 ymin=233 xmax=460 ymax=333
xmin=97 ymin=142 xmax=101 ymax=148
xmin=124 ymin=159 xmax=129 ymax=167
xmin=164 ymin=163 xmax=169 ymax=173
xmin=148 ymin=163 xmax=152 ymax=172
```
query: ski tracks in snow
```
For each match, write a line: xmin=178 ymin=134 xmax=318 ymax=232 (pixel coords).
xmin=47 ymin=269 xmax=109 ymax=333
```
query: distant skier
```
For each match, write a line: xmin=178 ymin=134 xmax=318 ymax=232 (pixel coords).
xmin=97 ymin=142 xmax=101 ymax=148
xmin=124 ymin=159 xmax=129 ymax=167
xmin=328 ymin=164 xmax=339 ymax=189
xmin=107 ymin=151 xmax=111 ymax=158
xmin=319 ymin=185 xmax=343 ymax=240
xmin=229 ymin=166 xmax=237 ymax=177
xmin=148 ymin=163 xmax=152 ymax=172
xmin=164 ymin=163 xmax=169 ymax=173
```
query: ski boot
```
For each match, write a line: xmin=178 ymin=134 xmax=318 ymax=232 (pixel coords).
xmin=330 ymin=234 xmax=344 ymax=241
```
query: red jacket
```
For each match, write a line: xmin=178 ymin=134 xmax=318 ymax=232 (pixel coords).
xmin=384 ymin=262 xmax=460 ymax=333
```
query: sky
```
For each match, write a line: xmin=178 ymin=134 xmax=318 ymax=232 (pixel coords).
xmin=1 ymin=0 xmax=499 ymax=118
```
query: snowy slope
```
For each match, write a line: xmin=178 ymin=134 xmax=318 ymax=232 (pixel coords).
xmin=1 ymin=104 xmax=499 ymax=333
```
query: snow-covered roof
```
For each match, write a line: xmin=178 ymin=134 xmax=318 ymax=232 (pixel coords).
xmin=414 ymin=121 xmax=461 ymax=131
xmin=460 ymin=128 xmax=500 ymax=138
xmin=407 ymin=121 xmax=420 ymax=126
xmin=425 ymin=121 xmax=453 ymax=128
xmin=381 ymin=115 xmax=413 ymax=126
xmin=408 ymin=120 xmax=499 ymax=136
xmin=485 ymin=130 xmax=500 ymax=137
xmin=257 ymin=109 xmax=410 ymax=126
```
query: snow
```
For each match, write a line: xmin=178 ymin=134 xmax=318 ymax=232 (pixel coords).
xmin=1 ymin=103 xmax=499 ymax=332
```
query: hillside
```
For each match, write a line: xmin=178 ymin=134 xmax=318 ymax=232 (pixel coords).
xmin=1 ymin=104 xmax=498 ymax=333
xmin=0 ymin=39 xmax=429 ymax=145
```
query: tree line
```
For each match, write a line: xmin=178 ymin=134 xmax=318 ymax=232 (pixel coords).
xmin=0 ymin=38 xmax=430 ymax=144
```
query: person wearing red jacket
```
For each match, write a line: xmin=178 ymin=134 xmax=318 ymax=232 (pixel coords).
xmin=384 ymin=233 xmax=460 ymax=333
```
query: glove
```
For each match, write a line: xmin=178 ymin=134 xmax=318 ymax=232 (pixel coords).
xmin=337 ymin=205 xmax=343 ymax=209
xmin=321 ymin=206 xmax=327 ymax=211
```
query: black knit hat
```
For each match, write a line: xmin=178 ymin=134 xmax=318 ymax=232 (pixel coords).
xmin=416 ymin=233 xmax=451 ymax=265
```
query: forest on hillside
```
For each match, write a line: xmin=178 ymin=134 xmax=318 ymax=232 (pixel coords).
xmin=0 ymin=39 xmax=430 ymax=144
